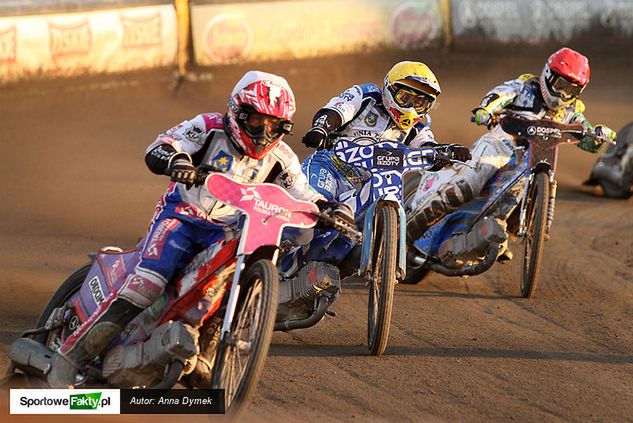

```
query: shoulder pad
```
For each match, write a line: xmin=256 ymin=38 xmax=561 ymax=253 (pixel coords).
xmin=359 ymin=83 xmax=382 ymax=102
xmin=201 ymin=112 xmax=224 ymax=130
xmin=517 ymin=73 xmax=537 ymax=82
xmin=574 ymin=99 xmax=586 ymax=113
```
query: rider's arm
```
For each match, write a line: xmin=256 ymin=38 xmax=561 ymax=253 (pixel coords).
xmin=270 ymin=141 xmax=326 ymax=203
xmin=568 ymin=100 xmax=612 ymax=153
xmin=307 ymin=83 xmax=381 ymax=139
xmin=145 ymin=113 xmax=220 ymax=174
xmin=408 ymin=123 xmax=437 ymax=148
xmin=475 ymin=75 xmax=530 ymax=115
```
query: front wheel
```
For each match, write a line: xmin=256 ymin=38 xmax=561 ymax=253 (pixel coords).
xmin=520 ymin=172 xmax=550 ymax=298
xmin=211 ymin=259 xmax=279 ymax=417
xmin=367 ymin=205 xmax=398 ymax=356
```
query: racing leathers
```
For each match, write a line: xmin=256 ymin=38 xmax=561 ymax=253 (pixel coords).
xmin=48 ymin=112 xmax=322 ymax=387
xmin=282 ymin=83 xmax=446 ymax=275
xmin=407 ymin=73 xmax=611 ymax=240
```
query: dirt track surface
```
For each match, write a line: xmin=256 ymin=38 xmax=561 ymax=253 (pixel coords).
xmin=1 ymin=47 xmax=632 ymax=422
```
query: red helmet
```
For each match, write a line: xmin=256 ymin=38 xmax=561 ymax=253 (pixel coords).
xmin=539 ymin=47 xmax=590 ymax=110
xmin=226 ymin=71 xmax=295 ymax=159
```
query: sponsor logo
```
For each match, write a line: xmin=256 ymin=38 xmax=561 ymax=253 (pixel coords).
xmin=239 ymin=187 xmax=261 ymax=202
xmin=338 ymin=91 xmax=355 ymax=101
xmin=184 ymin=124 xmax=205 ymax=145
xmin=527 ymin=125 xmax=561 ymax=138
xmin=108 ymin=258 xmax=126 ymax=287
xmin=364 ymin=112 xmax=378 ymax=127
xmin=209 ymin=151 xmax=233 ymax=172
xmin=88 ymin=276 xmax=105 ymax=305
xmin=144 ymin=219 xmax=179 ymax=259
xmin=202 ymin=13 xmax=253 ymax=64
xmin=239 ymin=187 xmax=289 ymax=220
xmin=374 ymin=147 xmax=404 ymax=169
xmin=120 ymin=13 xmax=162 ymax=49
xmin=0 ymin=25 xmax=17 ymax=64
xmin=278 ymin=170 xmax=296 ymax=189
xmin=68 ymin=314 xmax=80 ymax=331
xmin=48 ymin=20 xmax=92 ymax=59
xmin=389 ymin=1 xmax=440 ymax=48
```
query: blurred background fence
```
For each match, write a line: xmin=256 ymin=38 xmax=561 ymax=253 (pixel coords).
xmin=1 ymin=0 xmax=632 ymax=83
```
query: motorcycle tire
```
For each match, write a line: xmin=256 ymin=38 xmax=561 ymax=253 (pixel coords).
xmin=367 ymin=205 xmax=398 ymax=356
xmin=211 ymin=258 xmax=279 ymax=417
xmin=520 ymin=172 xmax=549 ymax=298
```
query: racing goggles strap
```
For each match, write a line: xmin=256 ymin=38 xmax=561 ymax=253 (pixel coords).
xmin=394 ymin=88 xmax=435 ymax=114
xmin=547 ymin=74 xmax=584 ymax=101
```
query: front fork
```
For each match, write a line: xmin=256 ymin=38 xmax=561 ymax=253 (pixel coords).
xmin=517 ymin=170 xmax=557 ymax=239
xmin=220 ymin=254 xmax=245 ymax=341
xmin=359 ymin=200 xmax=407 ymax=280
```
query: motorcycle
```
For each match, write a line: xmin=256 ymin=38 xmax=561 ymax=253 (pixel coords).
xmin=7 ymin=171 xmax=323 ymax=417
xmin=275 ymin=138 xmax=451 ymax=355
xmin=584 ymin=120 xmax=632 ymax=198
xmin=404 ymin=115 xmax=601 ymax=297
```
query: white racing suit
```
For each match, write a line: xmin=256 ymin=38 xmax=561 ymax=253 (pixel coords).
xmin=48 ymin=112 xmax=322 ymax=387
xmin=408 ymin=73 xmax=605 ymax=237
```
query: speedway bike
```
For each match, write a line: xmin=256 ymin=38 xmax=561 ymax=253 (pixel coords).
xmin=8 ymin=171 xmax=322 ymax=417
xmin=275 ymin=138 xmax=451 ymax=356
xmin=404 ymin=115 xmax=601 ymax=297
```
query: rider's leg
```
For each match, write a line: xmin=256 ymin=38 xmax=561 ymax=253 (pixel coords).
xmin=407 ymin=130 xmax=515 ymax=242
xmin=47 ymin=217 xmax=224 ymax=387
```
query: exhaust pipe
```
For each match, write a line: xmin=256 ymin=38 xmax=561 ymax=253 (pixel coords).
xmin=10 ymin=338 xmax=55 ymax=380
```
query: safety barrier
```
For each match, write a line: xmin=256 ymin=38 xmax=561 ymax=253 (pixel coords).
xmin=1 ymin=0 xmax=632 ymax=83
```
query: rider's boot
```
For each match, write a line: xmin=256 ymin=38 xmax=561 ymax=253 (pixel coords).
xmin=47 ymin=297 xmax=144 ymax=387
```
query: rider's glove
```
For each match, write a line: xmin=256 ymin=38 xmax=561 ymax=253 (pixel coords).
xmin=471 ymin=107 xmax=493 ymax=127
xmin=593 ymin=124 xmax=616 ymax=144
xmin=434 ymin=143 xmax=472 ymax=166
xmin=445 ymin=144 xmax=472 ymax=162
xmin=302 ymin=127 xmax=329 ymax=149
xmin=169 ymin=157 xmax=197 ymax=188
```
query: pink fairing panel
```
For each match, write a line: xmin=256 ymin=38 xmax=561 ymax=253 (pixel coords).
xmin=205 ymin=173 xmax=319 ymax=254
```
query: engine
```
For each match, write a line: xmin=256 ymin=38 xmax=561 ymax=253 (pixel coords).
xmin=102 ymin=321 xmax=199 ymax=388
xmin=438 ymin=217 xmax=507 ymax=267
xmin=277 ymin=261 xmax=341 ymax=322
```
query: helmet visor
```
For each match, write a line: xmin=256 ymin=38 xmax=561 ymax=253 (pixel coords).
xmin=238 ymin=106 xmax=294 ymax=147
xmin=547 ymin=74 xmax=584 ymax=101
xmin=393 ymin=87 xmax=435 ymax=115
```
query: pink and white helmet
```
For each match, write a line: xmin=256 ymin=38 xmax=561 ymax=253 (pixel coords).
xmin=226 ymin=71 xmax=296 ymax=159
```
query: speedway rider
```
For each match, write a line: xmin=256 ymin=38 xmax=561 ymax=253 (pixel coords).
xmin=407 ymin=47 xmax=617 ymax=249
xmin=47 ymin=71 xmax=324 ymax=387
xmin=282 ymin=61 xmax=471 ymax=276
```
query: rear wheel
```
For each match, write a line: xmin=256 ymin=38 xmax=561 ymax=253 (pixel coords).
xmin=212 ymin=259 xmax=278 ymax=417
xmin=367 ymin=205 xmax=398 ymax=356
xmin=520 ymin=172 xmax=549 ymax=298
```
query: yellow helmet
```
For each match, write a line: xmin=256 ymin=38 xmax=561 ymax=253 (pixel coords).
xmin=382 ymin=61 xmax=441 ymax=130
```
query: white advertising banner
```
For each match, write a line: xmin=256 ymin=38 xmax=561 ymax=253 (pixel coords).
xmin=0 ymin=5 xmax=177 ymax=82
xmin=190 ymin=0 xmax=445 ymax=66
xmin=451 ymin=0 xmax=633 ymax=43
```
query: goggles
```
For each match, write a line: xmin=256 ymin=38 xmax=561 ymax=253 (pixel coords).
xmin=238 ymin=106 xmax=294 ymax=146
xmin=393 ymin=87 xmax=435 ymax=114
xmin=546 ymin=73 xmax=584 ymax=101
